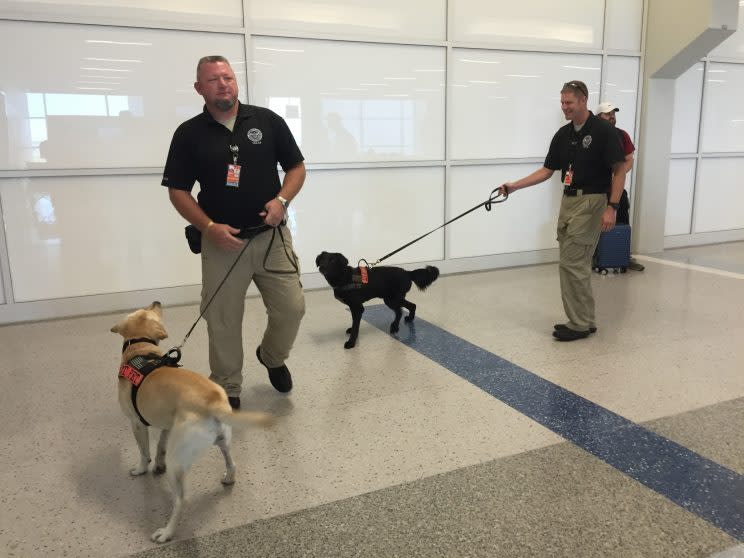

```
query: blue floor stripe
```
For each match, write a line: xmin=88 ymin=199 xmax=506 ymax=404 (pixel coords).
xmin=363 ymin=305 xmax=744 ymax=541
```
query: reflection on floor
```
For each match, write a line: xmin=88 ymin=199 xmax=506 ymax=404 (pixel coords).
xmin=1 ymin=242 xmax=743 ymax=558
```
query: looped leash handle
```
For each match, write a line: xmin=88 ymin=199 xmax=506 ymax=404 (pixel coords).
xmin=484 ymin=187 xmax=508 ymax=212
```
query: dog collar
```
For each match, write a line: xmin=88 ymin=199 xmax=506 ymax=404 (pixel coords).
xmin=121 ymin=337 xmax=159 ymax=353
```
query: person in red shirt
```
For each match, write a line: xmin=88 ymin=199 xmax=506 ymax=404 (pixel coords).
xmin=597 ymin=102 xmax=644 ymax=271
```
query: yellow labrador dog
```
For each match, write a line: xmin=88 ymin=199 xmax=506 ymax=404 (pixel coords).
xmin=111 ymin=301 xmax=272 ymax=543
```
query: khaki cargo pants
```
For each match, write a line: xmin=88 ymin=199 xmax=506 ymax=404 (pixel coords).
xmin=200 ymin=225 xmax=305 ymax=397
xmin=556 ymin=194 xmax=606 ymax=332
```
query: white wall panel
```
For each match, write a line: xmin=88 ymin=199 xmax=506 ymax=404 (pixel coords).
xmin=604 ymin=0 xmax=643 ymax=51
xmin=0 ymin=0 xmax=242 ymax=27
xmin=664 ymin=158 xmax=696 ymax=236
xmin=602 ymin=56 xmax=640 ymax=141
xmin=671 ymin=63 xmax=704 ymax=154
xmin=693 ymin=157 xmax=744 ymax=233
xmin=709 ymin=5 xmax=744 ymax=60
xmin=0 ymin=20 xmax=246 ymax=170
xmin=449 ymin=50 xmax=601 ymax=160
xmin=250 ymin=37 xmax=445 ymax=164
xmin=450 ymin=0 xmax=603 ymax=49
xmin=701 ymin=62 xmax=744 ymax=153
xmin=0 ymin=175 xmax=200 ymax=302
xmin=290 ymin=167 xmax=444 ymax=270
xmin=246 ymin=0 xmax=446 ymax=42
xmin=447 ymin=164 xmax=562 ymax=258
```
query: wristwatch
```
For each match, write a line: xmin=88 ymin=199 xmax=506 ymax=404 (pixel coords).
xmin=276 ymin=195 xmax=289 ymax=209
xmin=608 ymin=202 xmax=619 ymax=210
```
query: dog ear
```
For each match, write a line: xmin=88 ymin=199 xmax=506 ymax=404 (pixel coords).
xmin=151 ymin=322 xmax=168 ymax=340
xmin=147 ymin=301 xmax=162 ymax=315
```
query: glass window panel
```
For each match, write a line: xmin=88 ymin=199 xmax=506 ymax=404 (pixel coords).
xmin=701 ymin=62 xmax=744 ymax=153
xmin=291 ymin=167 xmax=445 ymax=270
xmin=664 ymin=158 xmax=696 ymax=236
xmin=604 ymin=0 xmax=643 ymax=51
xmin=451 ymin=0 xmax=603 ymax=49
xmin=671 ymin=63 xmax=704 ymax=154
xmin=450 ymin=50 xmax=601 ymax=159
xmin=0 ymin=0 xmax=242 ymax=28
xmin=0 ymin=175 xmax=200 ymax=301
xmin=448 ymin=164 xmax=562 ymax=257
xmin=694 ymin=157 xmax=744 ymax=233
xmin=246 ymin=0 xmax=446 ymax=42
xmin=0 ymin=20 xmax=246 ymax=170
xmin=602 ymin=56 xmax=640 ymax=141
xmin=251 ymin=37 xmax=445 ymax=164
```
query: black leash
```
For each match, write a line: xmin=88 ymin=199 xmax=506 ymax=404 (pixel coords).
xmin=366 ymin=186 xmax=508 ymax=267
xmin=175 ymin=223 xmax=274 ymax=351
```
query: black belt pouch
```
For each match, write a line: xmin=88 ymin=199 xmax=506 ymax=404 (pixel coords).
xmin=185 ymin=225 xmax=201 ymax=254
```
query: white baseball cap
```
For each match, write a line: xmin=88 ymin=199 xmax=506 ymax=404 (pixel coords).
xmin=597 ymin=102 xmax=619 ymax=114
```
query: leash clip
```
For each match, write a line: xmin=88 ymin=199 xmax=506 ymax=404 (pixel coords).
xmin=162 ymin=347 xmax=182 ymax=367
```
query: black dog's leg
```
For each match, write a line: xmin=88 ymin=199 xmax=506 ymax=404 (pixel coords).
xmin=384 ymin=298 xmax=403 ymax=334
xmin=345 ymin=305 xmax=364 ymax=349
xmin=402 ymin=299 xmax=416 ymax=323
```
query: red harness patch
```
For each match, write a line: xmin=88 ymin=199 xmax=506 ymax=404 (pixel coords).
xmin=119 ymin=364 xmax=145 ymax=386
xmin=359 ymin=266 xmax=369 ymax=284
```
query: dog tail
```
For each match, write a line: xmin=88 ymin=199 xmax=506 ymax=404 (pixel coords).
xmin=214 ymin=406 xmax=275 ymax=429
xmin=409 ymin=265 xmax=439 ymax=291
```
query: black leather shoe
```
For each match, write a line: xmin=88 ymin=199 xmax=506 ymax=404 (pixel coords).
xmin=256 ymin=346 xmax=293 ymax=393
xmin=554 ymin=324 xmax=597 ymax=334
xmin=552 ymin=328 xmax=591 ymax=341
xmin=228 ymin=397 xmax=240 ymax=410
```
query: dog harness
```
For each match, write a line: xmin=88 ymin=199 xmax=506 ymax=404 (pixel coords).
xmin=337 ymin=267 xmax=369 ymax=291
xmin=118 ymin=339 xmax=181 ymax=426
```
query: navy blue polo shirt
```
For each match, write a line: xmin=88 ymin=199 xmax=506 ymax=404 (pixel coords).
xmin=162 ymin=102 xmax=304 ymax=228
xmin=544 ymin=113 xmax=624 ymax=194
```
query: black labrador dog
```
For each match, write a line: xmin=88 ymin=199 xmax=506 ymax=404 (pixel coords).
xmin=315 ymin=251 xmax=439 ymax=349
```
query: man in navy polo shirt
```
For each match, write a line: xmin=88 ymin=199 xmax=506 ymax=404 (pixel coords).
xmin=499 ymin=80 xmax=626 ymax=341
xmin=162 ymin=55 xmax=306 ymax=407
xmin=597 ymin=101 xmax=644 ymax=271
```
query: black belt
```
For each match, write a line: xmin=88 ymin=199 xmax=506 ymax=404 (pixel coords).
xmin=563 ymin=188 xmax=605 ymax=197
xmin=235 ymin=224 xmax=273 ymax=239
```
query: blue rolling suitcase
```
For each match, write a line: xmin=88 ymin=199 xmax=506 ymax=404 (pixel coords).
xmin=593 ymin=223 xmax=631 ymax=274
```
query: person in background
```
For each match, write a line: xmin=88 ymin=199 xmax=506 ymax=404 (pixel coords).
xmin=596 ymin=101 xmax=644 ymax=271
xmin=499 ymin=80 xmax=626 ymax=341
xmin=162 ymin=55 xmax=306 ymax=408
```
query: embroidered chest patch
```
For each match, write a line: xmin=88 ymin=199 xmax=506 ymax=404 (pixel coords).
xmin=119 ymin=364 xmax=145 ymax=386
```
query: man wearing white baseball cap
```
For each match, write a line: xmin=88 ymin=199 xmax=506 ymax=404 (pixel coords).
xmin=596 ymin=101 xmax=644 ymax=271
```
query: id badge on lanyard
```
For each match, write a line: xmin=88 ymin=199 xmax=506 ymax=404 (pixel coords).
xmin=564 ymin=164 xmax=573 ymax=186
xmin=226 ymin=144 xmax=241 ymax=188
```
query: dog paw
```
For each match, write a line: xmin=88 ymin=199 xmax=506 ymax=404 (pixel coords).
xmin=389 ymin=323 xmax=400 ymax=334
xmin=404 ymin=315 xmax=414 ymax=323
xmin=345 ymin=327 xmax=353 ymax=334
xmin=222 ymin=471 xmax=236 ymax=485
xmin=151 ymin=527 xmax=173 ymax=543
xmin=153 ymin=463 xmax=166 ymax=475
xmin=344 ymin=339 xmax=356 ymax=349
xmin=129 ymin=465 xmax=148 ymax=476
